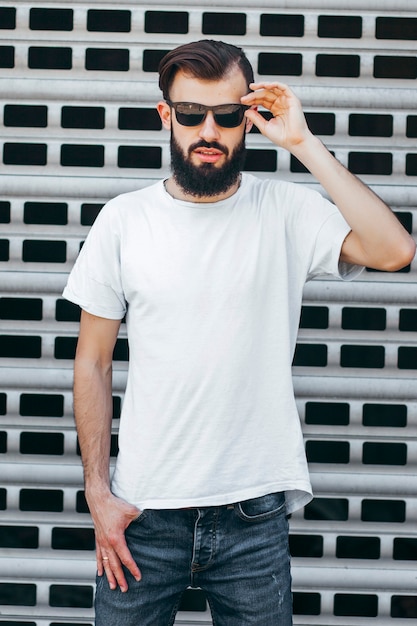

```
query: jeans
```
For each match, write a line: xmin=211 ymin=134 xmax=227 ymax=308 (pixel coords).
xmin=95 ymin=491 xmax=292 ymax=625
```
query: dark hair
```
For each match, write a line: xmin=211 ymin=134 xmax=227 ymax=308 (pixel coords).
xmin=158 ymin=39 xmax=254 ymax=100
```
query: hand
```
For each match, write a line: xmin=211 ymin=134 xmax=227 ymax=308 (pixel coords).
xmin=241 ymin=82 xmax=311 ymax=151
xmin=87 ymin=490 xmax=142 ymax=592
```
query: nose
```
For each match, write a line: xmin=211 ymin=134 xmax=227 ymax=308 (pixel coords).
xmin=198 ymin=111 xmax=221 ymax=141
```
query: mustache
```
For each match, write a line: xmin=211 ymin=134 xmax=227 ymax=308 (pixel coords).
xmin=188 ymin=140 xmax=229 ymax=158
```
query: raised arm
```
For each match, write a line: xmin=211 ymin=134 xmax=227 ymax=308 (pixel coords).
xmin=241 ymin=82 xmax=416 ymax=272
xmin=74 ymin=310 xmax=141 ymax=591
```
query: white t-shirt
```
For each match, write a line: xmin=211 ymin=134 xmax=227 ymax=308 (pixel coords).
xmin=63 ymin=173 xmax=361 ymax=514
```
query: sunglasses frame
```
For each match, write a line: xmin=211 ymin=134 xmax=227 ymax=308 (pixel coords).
xmin=166 ymin=100 xmax=250 ymax=128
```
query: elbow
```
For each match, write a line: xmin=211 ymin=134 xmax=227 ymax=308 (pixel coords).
xmin=382 ymin=236 xmax=416 ymax=272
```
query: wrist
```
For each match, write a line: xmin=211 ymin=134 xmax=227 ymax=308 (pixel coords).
xmin=84 ymin=480 xmax=112 ymax=502
xmin=289 ymin=131 xmax=322 ymax=159
xmin=289 ymin=134 xmax=337 ymax=178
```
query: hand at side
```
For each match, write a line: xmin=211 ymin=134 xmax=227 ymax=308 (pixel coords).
xmin=87 ymin=488 xmax=142 ymax=592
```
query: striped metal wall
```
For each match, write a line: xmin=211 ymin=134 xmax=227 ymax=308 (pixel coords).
xmin=0 ymin=1 xmax=416 ymax=624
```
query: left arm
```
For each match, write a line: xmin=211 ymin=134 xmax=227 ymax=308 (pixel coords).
xmin=242 ymin=83 xmax=416 ymax=271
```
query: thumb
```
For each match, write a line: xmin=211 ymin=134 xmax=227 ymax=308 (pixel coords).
xmin=245 ymin=109 xmax=269 ymax=134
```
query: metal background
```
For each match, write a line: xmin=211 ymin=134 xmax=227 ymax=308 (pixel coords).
xmin=0 ymin=1 xmax=416 ymax=624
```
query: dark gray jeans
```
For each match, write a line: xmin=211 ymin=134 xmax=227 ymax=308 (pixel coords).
xmin=95 ymin=491 xmax=292 ymax=625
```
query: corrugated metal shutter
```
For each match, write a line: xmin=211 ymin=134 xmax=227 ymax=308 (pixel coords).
xmin=0 ymin=1 xmax=416 ymax=624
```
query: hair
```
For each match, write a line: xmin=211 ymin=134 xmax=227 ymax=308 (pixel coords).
xmin=158 ymin=39 xmax=254 ymax=100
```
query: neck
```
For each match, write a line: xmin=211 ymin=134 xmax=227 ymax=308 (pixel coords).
xmin=164 ymin=175 xmax=241 ymax=203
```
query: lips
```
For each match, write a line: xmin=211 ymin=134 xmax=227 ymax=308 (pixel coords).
xmin=194 ymin=147 xmax=224 ymax=163
xmin=195 ymin=147 xmax=223 ymax=154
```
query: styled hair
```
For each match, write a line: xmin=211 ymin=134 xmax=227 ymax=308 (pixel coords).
xmin=158 ymin=39 xmax=254 ymax=100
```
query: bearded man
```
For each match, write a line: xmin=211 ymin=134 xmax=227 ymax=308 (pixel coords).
xmin=63 ymin=39 xmax=415 ymax=626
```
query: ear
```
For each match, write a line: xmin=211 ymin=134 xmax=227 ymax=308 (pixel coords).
xmin=157 ymin=101 xmax=172 ymax=130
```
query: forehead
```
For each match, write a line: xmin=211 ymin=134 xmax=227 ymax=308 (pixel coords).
xmin=169 ymin=69 xmax=248 ymax=105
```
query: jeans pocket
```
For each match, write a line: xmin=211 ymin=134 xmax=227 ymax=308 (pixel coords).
xmin=236 ymin=492 xmax=286 ymax=522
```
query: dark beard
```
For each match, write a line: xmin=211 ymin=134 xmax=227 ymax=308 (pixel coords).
xmin=170 ymin=131 xmax=247 ymax=199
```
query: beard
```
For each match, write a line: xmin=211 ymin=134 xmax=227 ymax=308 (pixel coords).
xmin=170 ymin=130 xmax=247 ymax=199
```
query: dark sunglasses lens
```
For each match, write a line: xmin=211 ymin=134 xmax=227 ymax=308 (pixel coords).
xmin=175 ymin=111 xmax=205 ymax=126
xmin=214 ymin=110 xmax=244 ymax=128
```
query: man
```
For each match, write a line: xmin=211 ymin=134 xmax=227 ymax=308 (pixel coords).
xmin=63 ymin=40 xmax=415 ymax=625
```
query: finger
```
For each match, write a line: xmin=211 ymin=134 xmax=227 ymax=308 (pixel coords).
xmin=242 ymin=86 xmax=283 ymax=101
xmin=244 ymin=108 xmax=270 ymax=133
xmin=101 ymin=555 xmax=110 ymax=568
xmin=241 ymin=91 xmax=288 ymax=114
xmin=98 ymin=545 xmax=116 ymax=585
xmin=242 ymin=84 xmax=293 ymax=108
xmin=102 ymin=554 xmax=121 ymax=591
xmin=243 ymin=91 xmax=277 ymax=105
xmin=248 ymin=81 xmax=291 ymax=93
xmin=97 ymin=542 xmax=112 ymax=576
xmin=96 ymin=545 xmax=104 ymax=577
xmin=116 ymin=540 xmax=142 ymax=582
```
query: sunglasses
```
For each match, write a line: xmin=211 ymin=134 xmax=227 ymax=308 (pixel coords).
xmin=167 ymin=100 xmax=249 ymax=128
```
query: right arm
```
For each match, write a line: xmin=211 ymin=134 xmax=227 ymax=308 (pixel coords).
xmin=74 ymin=310 xmax=141 ymax=592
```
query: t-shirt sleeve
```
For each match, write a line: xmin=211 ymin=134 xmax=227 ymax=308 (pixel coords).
xmin=282 ymin=182 xmax=363 ymax=281
xmin=309 ymin=210 xmax=363 ymax=281
xmin=62 ymin=201 xmax=127 ymax=319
